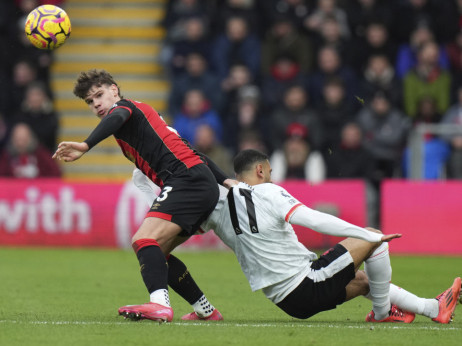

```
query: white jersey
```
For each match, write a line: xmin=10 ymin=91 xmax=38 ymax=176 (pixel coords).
xmin=133 ymin=168 xmax=383 ymax=304
xmin=201 ymin=182 xmax=316 ymax=292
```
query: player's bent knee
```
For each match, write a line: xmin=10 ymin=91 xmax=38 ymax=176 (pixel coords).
xmin=345 ymin=271 xmax=369 ymax=299
xmin=356 ymin=270 xmax=369 ymax=293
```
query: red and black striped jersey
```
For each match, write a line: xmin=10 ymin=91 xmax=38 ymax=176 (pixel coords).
xmin=109 ymin=99 xmax=204 ymax=186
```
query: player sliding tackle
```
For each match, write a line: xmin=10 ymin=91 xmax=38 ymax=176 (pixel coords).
xmin=134 ymin=149 xmax=461 ymax=323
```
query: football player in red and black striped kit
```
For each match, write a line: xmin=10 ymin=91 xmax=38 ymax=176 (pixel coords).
xmin=53 ymin=69 xmax=231 ymax=322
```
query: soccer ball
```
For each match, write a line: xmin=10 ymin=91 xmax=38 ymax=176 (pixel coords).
xmin=24 ymin=5 xmax=71 ymax=50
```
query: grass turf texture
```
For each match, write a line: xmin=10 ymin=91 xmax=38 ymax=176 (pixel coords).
xmin=0 ymin=248 xmax=460 ymax=346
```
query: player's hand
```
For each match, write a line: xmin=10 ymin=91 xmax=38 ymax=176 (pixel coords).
xmin=381 ymin=233 xmax=402 ymax=242
xmin=52 ymin=142 xmax=89 ymax=162
xmin=223 ymin=178 xmax=238 ymax=189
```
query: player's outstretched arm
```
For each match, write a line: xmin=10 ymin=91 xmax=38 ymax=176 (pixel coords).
xmin=290 ymin=205 xmax=385 ymax=243
xmin=52 ymin=142 xmax=89 ymax=162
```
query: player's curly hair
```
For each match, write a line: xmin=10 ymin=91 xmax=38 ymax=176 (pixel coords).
xmin=234 ymin=149 xmax=269 ymax=175
xmin=73 ymin=69 xmax=122 ymax=99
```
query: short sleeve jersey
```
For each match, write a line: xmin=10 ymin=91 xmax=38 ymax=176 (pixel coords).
xmin=202 ymin=182 xmax=318 ymax=291
xmin=109 ymin=99 xmax=204 ymax=186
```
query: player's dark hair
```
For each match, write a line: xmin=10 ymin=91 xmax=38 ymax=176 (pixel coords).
xmin=234 ymin=149 xmax=268 ymax=175
xmin=73 ymin=69 xmax=122 ymax=99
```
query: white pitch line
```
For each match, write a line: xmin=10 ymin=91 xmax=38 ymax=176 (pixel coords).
xmin=0 ymin=320 xmax=460 ymax=330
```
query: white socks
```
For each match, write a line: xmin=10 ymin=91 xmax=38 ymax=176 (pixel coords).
xmin=150 ymin=289 xmax=171 ymax=307
xmin=149 ymin=290 xmax=216 ymax=317
xmin=389 ymin=284 xmax=439 ymax=318
xmin=192 ymin=295 xmax=215 ymax=318
xmin=150 ymin=289 xmax=215 ymax=318
xmin=364 ymin=242 xmax=439 ymax=320
xmin=365 ymin=242 xmax=392 ymax=320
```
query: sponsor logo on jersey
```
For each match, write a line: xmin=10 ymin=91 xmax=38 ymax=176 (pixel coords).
xmin=280 ymin=190 xmax=291 ymax=198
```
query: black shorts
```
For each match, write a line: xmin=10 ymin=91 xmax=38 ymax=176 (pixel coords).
xmin=146 ymin=163 xmax=219 ymax=235
xmin=276 ymin=244 xmax=355 ymax=319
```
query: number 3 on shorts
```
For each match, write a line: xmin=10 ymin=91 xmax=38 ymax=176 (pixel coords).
xmin=156 ymin=186 xmax=173 ymax=202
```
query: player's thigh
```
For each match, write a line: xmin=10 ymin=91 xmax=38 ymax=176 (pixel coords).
xmin=277 ymin=245 xmax=356 ymax=319
xmin=345 ymin=270 xmax=369 ymax=301
xmin=339 ymin=237 xmax=380 ymax=270
xmin=132 ymin=217 xmax=182 ymax=252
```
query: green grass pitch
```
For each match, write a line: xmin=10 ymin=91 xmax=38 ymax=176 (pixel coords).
xmin=0 ymin=247 xmax=461 ymax=346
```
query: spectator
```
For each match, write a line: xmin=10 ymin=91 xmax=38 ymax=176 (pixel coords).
xmin=304 ymin=0 xmax=350 ymax=39
xmin=194 ymin=123 xmax=233 ymax=177
xmin=223 ymin=85 xmax=268 ymax=155
xmin=403 ymin=40 xmax=451 ymax=118
xmin=312 ymin=15 xmax=350 ymax=62
xmin=237 ymin=128 xmax=267 ymax=154
xmin=440 ymin=85 xmax=462 ymax=179
xmin=6 ymin=60 xmax=37 ymax=116
xmin=325 ymin=122 xmax=374 ymax=180
xmin=0 ymin=122 xmax=61 ymax=178
xmin=316 ymin=76 xmax=356 ymax=150
xmin=261 ymin=54 xmax=308 ymax=112
xmin=323 ymin=120 xmax=379 ymax=227
xmin=220 ymin=63 xmax=256 ymax=120
xmin=162 ymin=0 xmax=211 ymax=43
xmin=168 ymin=52 xmax=222 ymax=116
xmin=172 ymin=89 xmax=223 ymax=145
xmin=8 ymin=59 xmax=39 ymax=118
xmin=395 ymin=25 xmax=450 ymax=79
xmin=261 ymin=0 xmax=310 ymax=33
xmin=390 ymin=0 xmax=458 ymax=44
xmin=402 ymin=96 xmax=450 ymax=179
xmin=358 ymin=54 xmax=402 ymax=108
xmin=270 ymin=122 xmax=326 ymax=184
xmin=210 ymin=16 xmax=261 ymax=81
xmin=345 ymin=0 xmax=393 ymax=40
xmin=260 ymin=16 xmax=314 ymax=76
xmin=446 ymin=29 xmax=462 ymax=75
xmin=347 ymin=20 xmax=398 ymax=75
xmin=13 ymin=0 xmax=53 ymax=84
xmin=15 ymin=81 xmax=59 ymax=152
xmin=308 ymin=45 xmax=358 ymax=108
xmin=210 ymin=0 xmax=263 ymax=37
xmin=166 ymin=17 xmax=212 ymax=77
xmin=269 ymin=84 xmax=324 ymax=152
xmin=356 ymin=90 xmax=411 ymax=188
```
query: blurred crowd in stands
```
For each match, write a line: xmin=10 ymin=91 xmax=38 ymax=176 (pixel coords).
xmin=3 ymin=0 xmax=462 ymax=197
xmin=161 ymin=0 xmax=462 ymax=188
xmin=0 ymin=0 xmax=64 ymax=178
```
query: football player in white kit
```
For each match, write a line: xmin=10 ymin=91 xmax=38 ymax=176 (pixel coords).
xmin=133 ymin=149 xmax=460 ymax=323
